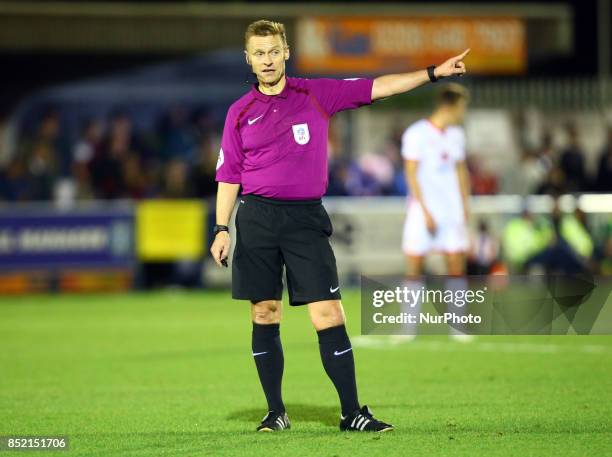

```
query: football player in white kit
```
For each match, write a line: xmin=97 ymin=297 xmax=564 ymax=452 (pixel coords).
xmin=402 ymin=83 xmax=470 ymax=275
xmin=399 ymin=84 xmax=472 ymax=341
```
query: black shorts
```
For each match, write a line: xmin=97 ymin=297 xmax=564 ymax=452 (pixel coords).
xmin=232 ymin=194 xmax=341 ymax=306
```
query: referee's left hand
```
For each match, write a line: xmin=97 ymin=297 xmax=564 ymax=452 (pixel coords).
xmin=210 ymin=231 xmax=231 ymax=267
xmin=435 ymin=48 xmax=470 ymax=79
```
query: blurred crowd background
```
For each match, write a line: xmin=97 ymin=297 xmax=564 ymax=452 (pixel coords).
xmin=0 ymin=107 xmax=219 ymax=202
xmin=2 ymin=105 xmax=612 ymax=203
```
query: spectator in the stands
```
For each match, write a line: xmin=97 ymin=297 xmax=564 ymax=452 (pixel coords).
xmin=524 ymin=203 xmax=593 ymax=274
xmin=192 ymin=108 xmax=216 ymax=142
xmin=382 ymin=124 xmax=408 ymax=195
xmin=159 ymin=105 xmax=196 ymax=163
xmin=467 ymin=219 xmax=499 ymax=274
xmin=537 ymin=165 xmax=567 ymax=196
xmin=23 ymin=110 xmax=65 ymax=161
xmin=559 ymin=122 xmax=587 ymax=192
xmin=345 ymin=161 xmax=382 ymax=196
xmin=0 ymin=157 xmax=31 ymax=201
xmin=27 ymin=141 xmax=58 ymax=200
xmin=161 ymin=158 xmax=190 ymax=198
xmin=122 ymin=154 xmax=149 ymax=199
xmin=90 ymin=111 xmax=139 ymax=199
xmin=595 ymin=126 xmax=612 ymax=192
xmin=502 ymin=208 xmax=551 ymax=273
xmin=358 ymin=152 xmax=394 ymax=196
xmin=190 ymin=135 xmax=218 ymax=198
xmin=467 ymin=155 xmax=498 ymax=195
xmin=73 ymin=118 xmax=103 ymax=165
xmin=510 ymin=131 xmax=554 ymax=195
xmin=516 ymin=150 xmax=545 ymax=195
xmin=72 ymin=118 xmax=103 ymax=199
xmin=19 ymin=109 xmax=67 ymax=199
xmin=327 ymin=152 xmax=380 ymax=197
xmin=327 ymin=158 xmax=351 ymax=196
xmin=537 ymin=130 xmax=555 ymax=175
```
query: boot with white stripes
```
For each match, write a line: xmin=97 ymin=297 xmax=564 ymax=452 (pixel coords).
xmin=256 ymin=411 xmax=291 ymax=432
xmin=339 ymin=405 xmax=394 ymax=432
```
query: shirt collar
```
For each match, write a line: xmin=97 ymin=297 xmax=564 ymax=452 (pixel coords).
xmin=251 ymin=77 xmax=290 ymax=103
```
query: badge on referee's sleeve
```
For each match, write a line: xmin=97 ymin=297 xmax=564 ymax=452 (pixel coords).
xmin=292 ymin=123 xmax=310 ymax=145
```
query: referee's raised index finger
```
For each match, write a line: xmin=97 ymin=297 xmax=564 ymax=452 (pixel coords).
xmin=458 ymin=48 xmax=471 ymax=59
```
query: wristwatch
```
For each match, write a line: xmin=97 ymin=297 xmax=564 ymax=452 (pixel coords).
xmin=213 ymin=224 xmax=229 ymax=236
xmin=427 ymin=65 xmax=439 ymax=83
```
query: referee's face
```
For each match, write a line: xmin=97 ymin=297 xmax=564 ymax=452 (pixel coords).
xmin=245 ymin=34 xmax=289 ymax=87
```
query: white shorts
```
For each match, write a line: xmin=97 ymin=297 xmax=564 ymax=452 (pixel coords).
xmin=402 ymin=201 xmax=468 ymax=256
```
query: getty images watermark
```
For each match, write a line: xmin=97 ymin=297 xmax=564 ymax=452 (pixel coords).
xmin=371 ymin=283 xmax=487 ymax=325
xmin=361 ymin=274 xmax=612 ymax=335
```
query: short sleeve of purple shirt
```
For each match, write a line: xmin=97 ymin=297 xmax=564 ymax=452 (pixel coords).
xmin=215 ymin=106 xmax=244 ymax=184
xmin=307 ymin=78 xmax=373 ymax=117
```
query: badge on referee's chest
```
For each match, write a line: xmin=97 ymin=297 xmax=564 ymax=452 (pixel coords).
xmin=292 ymin=123 xmax=310 ymax=145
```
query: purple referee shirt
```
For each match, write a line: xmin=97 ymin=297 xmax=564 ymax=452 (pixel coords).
xmin=215 ymin=76 xmax=374 ymax=200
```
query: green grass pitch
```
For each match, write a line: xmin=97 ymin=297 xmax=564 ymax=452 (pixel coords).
xmin=1 ymin=290 xmax=612 ymax=456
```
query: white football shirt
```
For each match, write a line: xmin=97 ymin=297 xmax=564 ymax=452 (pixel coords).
xmin=401 ymin=119 xmax=466 ymax=224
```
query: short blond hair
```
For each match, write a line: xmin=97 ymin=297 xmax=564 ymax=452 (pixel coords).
xmin=244 ymin=19 xmax=288 ymax=49
xmin=435 ymin=83 xmax=470 ymax=107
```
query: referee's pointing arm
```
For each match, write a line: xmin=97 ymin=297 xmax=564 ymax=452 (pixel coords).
xmin=371 ymin=48 xmax=470 ymax=100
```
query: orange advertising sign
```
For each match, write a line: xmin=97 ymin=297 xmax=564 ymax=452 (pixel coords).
xmin=296 ymin=17 xmax=526 ymax=75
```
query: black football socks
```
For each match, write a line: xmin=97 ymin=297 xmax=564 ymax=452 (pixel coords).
xmin=317 ymin=324 xmax=360 ymax=416
xmin=252 ymin=322 xmax=285 ymax=413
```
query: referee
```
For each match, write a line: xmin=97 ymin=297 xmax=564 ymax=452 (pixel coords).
xmin=210 ymin=19 xmax=469 ymax=432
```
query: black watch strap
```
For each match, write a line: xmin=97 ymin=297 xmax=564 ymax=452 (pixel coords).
xmin=427 ymin=65 xmax=438 ymax=83
xmin=213 ymin=224 xmax=229 ymax=236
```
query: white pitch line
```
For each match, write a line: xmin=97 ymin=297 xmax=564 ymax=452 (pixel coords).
xmin=351 ymin=335 xmax=612 ymax=355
